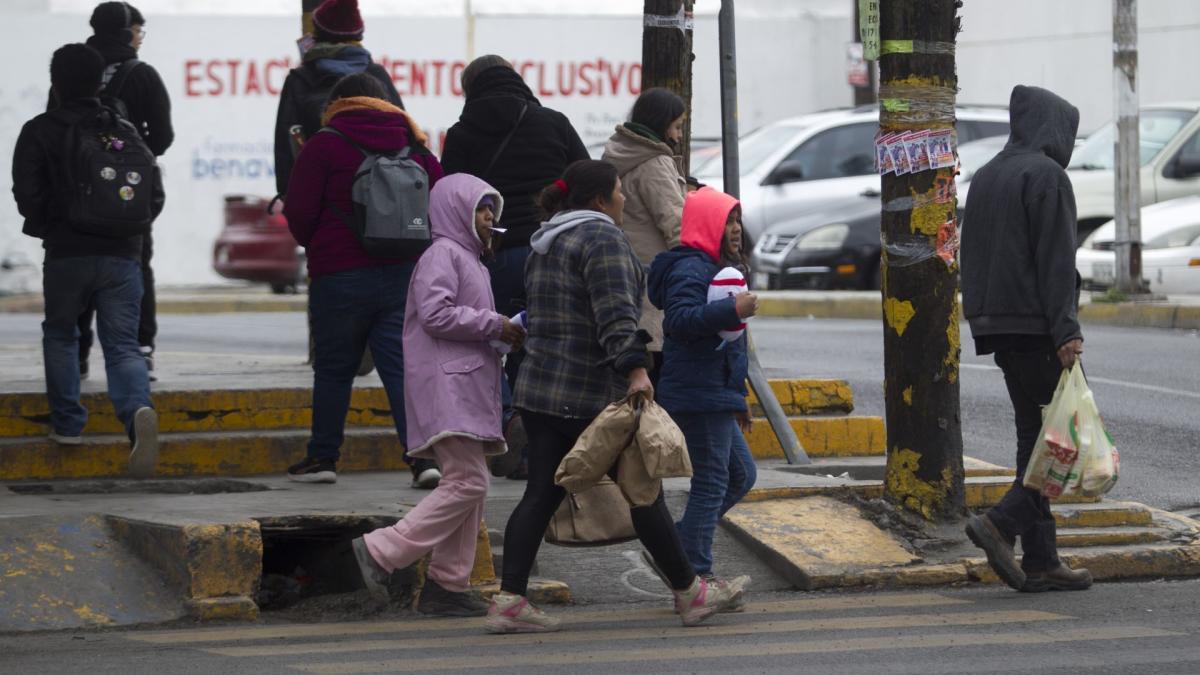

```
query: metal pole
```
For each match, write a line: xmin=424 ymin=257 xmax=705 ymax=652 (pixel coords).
xmin=718 ymin=0 xmax=809 ymax=465
xmin=465 ymin=0 xmax=476 ymax=61
xmin=1113 ymin=0 xmax=1142 ymax=294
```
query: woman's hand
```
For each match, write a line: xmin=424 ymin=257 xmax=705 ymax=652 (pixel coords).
xmin=626 ymin=367 xmax=654 ymax=399
xmin=735 ymin=410 xmax=753 ymax=435
xmin=499 ymin=318 xmax=526 ymax=350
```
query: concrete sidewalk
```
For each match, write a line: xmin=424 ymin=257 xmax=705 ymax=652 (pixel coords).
xmin=3 ymin=285 xmax=1198 ymax=329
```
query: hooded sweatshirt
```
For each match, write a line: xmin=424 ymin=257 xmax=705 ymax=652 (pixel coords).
xmin=440 ymin=67 xmax=590 ymax=251
xmin=402 ymin=173 xmax=507 ymax=457
xmin=648 ymin=187 xmax=748 ymax=414
xmin=961 ymin=85 xmax=1083 ymax=352
xmin=603 ymin=123 xmax=687 ymax=352
xmin=283 ymin=102 xmax=444 ymax=277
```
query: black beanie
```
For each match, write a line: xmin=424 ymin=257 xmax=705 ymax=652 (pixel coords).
xmin=90 ymin=2 xmax=144 ymax=36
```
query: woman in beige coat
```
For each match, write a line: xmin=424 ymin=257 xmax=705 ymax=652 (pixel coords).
xmin=601 ymin=88 xmax=687 ymax=382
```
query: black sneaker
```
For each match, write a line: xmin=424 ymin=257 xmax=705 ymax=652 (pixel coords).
xmin=288 ymin=457 xmax=337 ymax=484
xmin=410 ymin=458 xmax=441 ymax=489
xmin=417 ymin=579 xmax=489 ymax=617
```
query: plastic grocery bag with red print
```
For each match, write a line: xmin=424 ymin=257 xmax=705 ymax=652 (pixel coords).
xmin=1023 ymin=363 xmax=1120 ymax=499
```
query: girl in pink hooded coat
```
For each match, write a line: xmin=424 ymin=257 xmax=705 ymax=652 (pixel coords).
xmin=350 ymin=173 xmax=525 ymax=616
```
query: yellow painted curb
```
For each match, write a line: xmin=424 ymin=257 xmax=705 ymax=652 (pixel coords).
xmin=746 ymin=379 xmax=855 ymax=416
xmin=757 ymin=296 xmax=881 ymax=320
xmin=965 ymin=476 xmax=1099 ymax=508
xmin=746 ymin=416 xmax=885 ymax=459
xmin=1052 ymin=502 xmax=1154 ymax=528
xmin=106 ymin=516 xmax=262 ymax=621
xmin=1055 ymin=527 xmax=1167 ymax=548
xmin=963 ymin=456 xmax=1014 ymax=478
xmin=0 ymin=429 xmax=408 ymax=481
xmin=185 ymin=597 xmax=260 ymax=621
xmin=470 ymin=520 xmax=496 ymax=586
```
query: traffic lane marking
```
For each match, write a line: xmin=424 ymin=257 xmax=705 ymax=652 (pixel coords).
xmin=202 ymin=610 xmax=1067 ymax=658
xmin=126 ymin=592 xmax=969 ymax=644
xmin=288 ymin=626 xmax=1183 ymax=674
xmin=961 ymin=363 xmax=1200 ymax=400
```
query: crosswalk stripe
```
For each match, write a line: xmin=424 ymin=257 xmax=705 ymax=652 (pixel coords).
xmin=127 ymin=592 xmax=968 ymax=645
xmin=289 ymin=626 xmax=1183 ymax=674
xmin=204 ymin=610 xmax=1065 ymax=658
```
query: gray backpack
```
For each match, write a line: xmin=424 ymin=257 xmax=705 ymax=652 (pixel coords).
xmin=320 ymin=127 xmax=431 ymax=257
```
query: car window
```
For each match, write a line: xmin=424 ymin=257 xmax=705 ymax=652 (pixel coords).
xmin=1145 ymin=222 xmax=1200 ymax=249
xmin=694 ymin=125 xmax=806 ymax=177
xmin=1070 ymin=110 xmax=1196 ymax=170
xmin=958 ymin=120 xmax=1010 ymax=144
xmin=1172 ymin=129 xmax=1200 ymax=164
xmin=779 ymin=122 xmax=876 ymax=182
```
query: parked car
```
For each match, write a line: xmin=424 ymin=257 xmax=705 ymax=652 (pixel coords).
xmin=694 ymin=105 xmax=1011 ymax=243
xmin=1076 ymin=195 xmax=1200 ymax=294
xmin=752 ymin=136 xmax=1009 ymax=290
xmin=1066 ymin=102 xmax=1200 ymax=241
xmin=213 ymin=195 xmax=305 ymax=294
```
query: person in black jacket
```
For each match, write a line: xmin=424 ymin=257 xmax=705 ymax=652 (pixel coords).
xmin=272 ymin=0 xmax=403 ymax=197
xmin=441 ymin=56 xmax=589 ymax=479
xmin=961 ymin=84 xmax=1091 ymax=594
xmin=56 ymin=2 xmax=174 ymax=381
xmin=13 ymin=43 xmax=162 ymax=478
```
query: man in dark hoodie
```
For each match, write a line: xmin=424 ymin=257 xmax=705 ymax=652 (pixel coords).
xmin=13 ymin=43 xmax=162 ymax=478
xmin=961 ymin=85 xmax=1091 ymax=594
xmin=58 ymin=1 xmax=174 ymax=381
xmin=441 ymin=56 xmax=589 ymax=479
xmin=273 ymin=0 xmax=403 ymax=197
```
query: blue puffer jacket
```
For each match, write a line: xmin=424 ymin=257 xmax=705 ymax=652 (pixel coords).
xmin=647 ymin=187 xmax=749 ymax=414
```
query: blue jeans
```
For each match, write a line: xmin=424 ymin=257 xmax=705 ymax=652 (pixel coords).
xmin=42 ymin=256 xmax=152 ymax=436
xmin=673 ymin=412 xmax=758 ymax=575
xmin=307 ymin=264 xmax=413 ymax=462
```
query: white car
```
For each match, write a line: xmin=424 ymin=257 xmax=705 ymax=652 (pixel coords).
xmin=1076 ymin=195 xmax=1200 ymax=294
xmin=1068 ymin=103 xmax=1200 ymax=240
xmin=693 ymin=106 xmax=1011 ymax=242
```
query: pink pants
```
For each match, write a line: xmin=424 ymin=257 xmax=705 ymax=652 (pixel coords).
xmin=363 ymin=435 xmax=490 ymax=592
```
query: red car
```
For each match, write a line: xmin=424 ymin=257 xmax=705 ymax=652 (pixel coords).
xmin=213 ymin=195 xmax=306 ymax=294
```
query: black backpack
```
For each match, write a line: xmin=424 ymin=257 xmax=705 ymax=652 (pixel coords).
xmin=54 ymin=105 xmax=157 ymax=238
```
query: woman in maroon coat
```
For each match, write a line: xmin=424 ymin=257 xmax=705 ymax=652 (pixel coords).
xmin=283 ymin=73 xmax=444 ymax=485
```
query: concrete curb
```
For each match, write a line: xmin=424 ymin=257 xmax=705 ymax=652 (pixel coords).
xmin=754 ymin=292 xmax=1200 ymax=330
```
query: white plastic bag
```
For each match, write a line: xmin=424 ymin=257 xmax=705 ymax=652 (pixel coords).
xmin=1075 ymin=381 xmax=1120 ymax=497
xmin=1023 ymin=363 xmax=1084 ymax=498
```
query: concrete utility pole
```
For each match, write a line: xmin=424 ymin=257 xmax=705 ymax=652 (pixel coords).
xmin=878 ymin=0 xmax=965 ymax=519
xmin=1113 ymin=0 xmax=1143 ymax=294
xmin=717 ymin=0 xmax=810 ymax=466
xmin=641 ymin=0 xmax=696 ymax=174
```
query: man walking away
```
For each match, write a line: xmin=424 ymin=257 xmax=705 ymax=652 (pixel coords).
xmin=14 ymin=43 xmax=162 ymax=478
xmin=63 ymin=2 xmax=174 ymax=382
xmin=960 ymin=84 xmax=1091 ymax=593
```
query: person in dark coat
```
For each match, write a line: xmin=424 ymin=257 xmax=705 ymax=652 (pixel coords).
xmin=282 ymin=73 xmax=443 ymax=487
xmin=13 ymin=43 xmax=162 ymax=477
xmin=440 ymin=56 xmax=589 ymax=479
xmin=57 ymin=2 xmax=174 ymax=381
xmin=272 ymin=0 xmax=403 ymax=197
xmin=961 ymin=84 xmax=1092 ymax=594
xmin=647 ymin=186 xmax=758 ymax=606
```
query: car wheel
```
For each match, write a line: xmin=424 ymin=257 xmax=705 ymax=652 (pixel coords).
xmin=269 ymin=282 xmax=291 ymax=295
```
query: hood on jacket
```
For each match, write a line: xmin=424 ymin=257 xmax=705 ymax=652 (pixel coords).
xmin=325 ymin=106 xmax=417 ymax=154
xmin=529 ymin=210 xmax=615 ymax=255
xmin=603 ymin=124 xmax=676 ymax=176
xmin=429 ymin=174 xmax=504 ymax=256
xmin=86 ymin=34 xmax=136 ymax=64
xmin=323 ymin=96 xmax=429 ymax=147
xmin=647 ymin=246 xmax=712 ymax=311
xmin=1005 ymin=85 xmax=1080 ymax=169
xmin=457 ymin=67 xmax=539 ymax=135
xmin=305 ymin=43 xmax=372 ymax=78
xmin=679 ymin=187 xmax=739 ymax=262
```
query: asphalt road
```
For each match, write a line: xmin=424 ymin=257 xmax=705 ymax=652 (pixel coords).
xmin=0 ymin=313 xmax=1195 ymax=511
xmin=3 ymin=581 xmax=1200 ymax=674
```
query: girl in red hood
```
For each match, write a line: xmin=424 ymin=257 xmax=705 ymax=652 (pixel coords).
xmin=647 ymin=187 xmax=759 ymax=606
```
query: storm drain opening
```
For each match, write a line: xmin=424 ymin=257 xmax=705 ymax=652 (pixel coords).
xmin=254 ymin=514 xmax=418 ymax=611
xmin=5 ymin=478 xmax=273 ymax=496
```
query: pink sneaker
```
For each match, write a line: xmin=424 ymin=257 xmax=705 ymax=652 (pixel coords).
xmin=673 ymin=576 xmax=733 ymax=627
xmin=484 ymin=592 xmax=561 ymax=634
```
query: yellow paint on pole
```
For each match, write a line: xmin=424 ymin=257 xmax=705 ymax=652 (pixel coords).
xmin=883 ymin=297 xmax=915 ymax=336
xmin=885 ymin=447 xmax=955 ymax=520
xmin=902 ymin=386 xmax=913 ymax=405
xmin=910 ymin=201 xmax=954 ymax=236
xmin=944 ymin=300 xmax=961 ymax=383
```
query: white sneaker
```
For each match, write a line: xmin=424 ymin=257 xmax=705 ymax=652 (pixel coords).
xmin=351 ymin=537 xmax=390 ymax=601
xmin=128 ymin=407 xmax=159 ymax=479
xmin=704 ymin=574 xmax=750 ymax=613
xmin=413 ymin=467 xmax=442 ymax=489
xmin=485 ymin=592 xmax=561 ymax=634
xmin=48 ymin=432 xmax=83 ymax=446
xmin=673 ymin=576 xmax=733 ymax=627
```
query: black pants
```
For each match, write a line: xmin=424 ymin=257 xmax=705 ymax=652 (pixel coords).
xmin=987 ymin=348 xmax=1063 ymax=573
xmin=79 ymin=234 xmax=156 ymax=359
xmin=501 ymin=409 xmax=696 ymax=596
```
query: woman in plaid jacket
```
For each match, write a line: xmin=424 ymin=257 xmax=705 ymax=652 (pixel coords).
xmin=485 ymin=160 xmax=738 ymax=634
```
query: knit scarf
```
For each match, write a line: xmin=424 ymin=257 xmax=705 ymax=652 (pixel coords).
xmin=322 ymin=96 xmax=430 ymax=148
